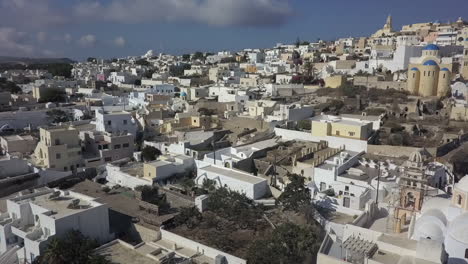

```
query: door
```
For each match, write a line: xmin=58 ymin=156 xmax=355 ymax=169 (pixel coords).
xmin=343 ymin=197 xmax=350 ymax=208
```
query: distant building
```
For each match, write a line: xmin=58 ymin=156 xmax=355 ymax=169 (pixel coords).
xmin=407 ymin=44 xmax=452 ymax=97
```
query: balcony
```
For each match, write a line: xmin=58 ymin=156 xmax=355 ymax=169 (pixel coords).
xmin=0 ymin=213 xmax=12 ymax=227
xmin=11 ymin=220 xmax=35 ymax=238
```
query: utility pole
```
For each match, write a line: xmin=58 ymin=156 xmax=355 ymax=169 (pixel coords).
xmin=212 ymin=139 xmax=216 ymax=166
xmin=375 ymin=162 xmax=381 ymax=206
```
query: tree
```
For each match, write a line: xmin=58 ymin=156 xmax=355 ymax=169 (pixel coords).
xmin=247 ymin=223 xmax=323 ymax=264
xmin=173 ymin=206 xmax=202 ymax=228
xmin=141 ymin=146 xmax=162 ymax=161
xmin=182 ymin=54 xmax=191 ymax=61
xmin=135 ymin=59 xmax=150 ymax=66
xmin=87 ymin=57 xmax=97 ymax=63
xmin=192 ymin=51 xmax=204 ymax=61
xmin=34 ymin=230 xmax=110 ymax=264
xmin=39 ymin=88 xmax=67 ymax=103
xmin=278 ymin=174 xmax=311 ymax=211
xmin=202 ymin=178 xmax=217 ymax=193
xmin=0 ymin=78 xmax=22 ymax=94
xmin=297 ymin=119 xmax=311 ymax=131
xmin=46 ymin=109 xmax=73 ymax=123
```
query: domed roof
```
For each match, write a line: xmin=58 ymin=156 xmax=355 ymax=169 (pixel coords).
xmin=410 ymin=67 xmax=419 ymax=71
xmin=455 ymin=176 xmax=468 ymax=193
xmin=424 ymin=44 xmax=440 ymax=51
xmin=413 ymin=221 xmax=445 ymax=242
xmin=409 ymin=150 xmax=423 ymax=163
xmin=441 ymin=68 xmax=450 ymax=72
xmin=421 ymin=197 xmax=450 ymax=216
xmin=447 ymin=212 xmax=468 ymax=244
xmin=180 ymin=91 xmax=187 ymax=96
xmin=423 ymin=60 xmax=438 ymax=66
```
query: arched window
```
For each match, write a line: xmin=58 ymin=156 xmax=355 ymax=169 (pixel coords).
xmin=443 ymin=74 xmax=446 ymax=78
xmin=457 ymin=195 xmax=463 ymax=205
xmin=224 ymin=162 xmax=230 ymax=168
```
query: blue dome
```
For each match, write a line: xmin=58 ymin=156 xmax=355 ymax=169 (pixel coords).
xmin=180 ymin=92 xmax=187 ymax=96
xmin=441 ymin=68 xmax=450 ymax=71
xmin=411 ymin=67 xmax=419 ymax=71
xmin=423 ymin=44 xmax=439 ymax=51
xmin=423 ymin=60 xmax=438 ymax=66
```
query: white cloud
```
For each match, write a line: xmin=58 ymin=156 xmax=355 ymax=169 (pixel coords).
xmin=0 ymin=27 xmax=34 ymax=56
xmin=73 ymin=0 xmax=292 ymax=27
xmin=0 ymin=0 xmax=66 ymax=28
xmin=78 ymin=34 xmax=97 ymax=47
xmin=113 ymin=36 xmax=126 ymax=47
xmin=37 ymin=31 xmax=47 ymax=43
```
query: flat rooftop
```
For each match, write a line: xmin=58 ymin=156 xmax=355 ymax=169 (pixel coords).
xmin=201 ymin=165 xmax=266 ymax=184
xmin=13 ymin=189 xmax=98 ymax=219
xmin=95 ymin=241 xmax=158 ymax=264
xmin=1 ymin=135 xmax=35 ymax=142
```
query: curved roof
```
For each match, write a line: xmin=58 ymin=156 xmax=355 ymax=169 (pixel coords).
xmin=410 ymin=67 xmax=419 ymax=71
xmin=409 ymin=150 xmax=423 ymax=163
xmin=441 ymin=68 xmax=450 ymax=72
xmin=423 ymin=60 xmax=438 ymax=66
xmin=421 ymin=197 xmax=450 ymax=216
xmin=424 ymin=44 xmax=440 ymax=51
xmin=180 ymin=91 xmax=187 ymax=96
xmin=413 ymin=221 xmax=445 ymax=242
xmin=455 ymin=176 xmax=468 ymax=193
xmin=447 ymin=212 xmax=468 ymax=244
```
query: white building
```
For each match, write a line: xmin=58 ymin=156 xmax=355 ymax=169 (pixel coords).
xmin=196 ymin=163 xmax=268 ymax=200
xmin=95 ymin=109 xmax=138 ymax=136
xmin=0 ymin=188 xmax=111 ymax=263
xmin=411 ymin=176 xmax=468 ymax=263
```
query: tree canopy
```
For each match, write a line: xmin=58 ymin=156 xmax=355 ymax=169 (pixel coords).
xmin=141 ymin=146 xmax=162 ymax=162
xmin=33 ymin=230 xmax=109 ymax=264
xmin=0 ymin=78 xmax=22 ymax=94
xmin=278 ymin=174 xmax=311 ymax=211
xmin=246 ymin=222 xmax=322 ymax=264
xmin=46 ymin=109 xmax=73 ymax=123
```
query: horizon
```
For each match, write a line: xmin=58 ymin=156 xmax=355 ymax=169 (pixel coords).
xmin=0 ymin=0 xmax=467 ymax=60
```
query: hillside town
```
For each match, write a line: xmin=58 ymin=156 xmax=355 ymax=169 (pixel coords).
xmin=1 ymin=15 xmax=468 ymax=264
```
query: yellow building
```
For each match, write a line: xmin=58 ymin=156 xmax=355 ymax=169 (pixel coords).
xmin=407 ymin=44 xmax=452 ymax=97
xmin=311 ymin=115 xmax=373 ymax=140
xmin=461 ymin=39 xmax=468 ymax=80
xmin=324 ymin=75 xmax=346 ymax=89
xmin=33 ymin=126 xmax=83 ymax=172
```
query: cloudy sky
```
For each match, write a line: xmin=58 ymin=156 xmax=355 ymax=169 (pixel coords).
xmin=0 ymin=0 xmax=466 ymax=60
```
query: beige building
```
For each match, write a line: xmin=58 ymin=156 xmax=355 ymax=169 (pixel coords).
xmin=80 ymin=130 xmax=135 ymax=167
xmin=143 ymin=155 xmax=194 ymax=183
xmin=325 ymin=75 xmax=346 ymax=88
xmin=311 ymin=115 xmax=373 ymax=140
xmin=461 ymin=39 xmax=468 ymax=80
xmin=0 ymin=135 xmax=37 ymax=155
xmin=407 ymin=44 xmax=452 ymax=97
xmin=33 ymin=126 xmax=83 ymax=172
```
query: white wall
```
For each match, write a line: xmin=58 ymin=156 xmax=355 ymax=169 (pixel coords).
xmin=274 ymin=128 xmax=368 ymax=152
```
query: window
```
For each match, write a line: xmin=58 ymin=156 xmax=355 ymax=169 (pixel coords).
xmin=114 ymin=144 xmax=121 ymax=149
xmin=64 ymin=166 xmax=67 ymax=171
xmin=107 ymin=120 xmax=112 ymax=125
xmin=104 ymin=157 xmax=112 ymax=162
xmin=55 ymin=139 xmax=60 ymax=145
xmin=335 ymin=131 xmax=340 ymax=136
xmin=413 ymin=73 xmax=415 ymax=78
xmin=458 ymin=195 xmax=463 ymax=205
xmin=123 ymin=120 xmax=127 ymax=125
xmin=345 ymin=186 xmax=349 ymax=191
xmin=123 ymin=143 xmax=130 ymax=148
xmin=56 ymin=153 xmax=61 ymax=159
xmin=465 ymin=249 xmax=468 ymax=258
xmin=348 ymin=132 xmax=355 ymax=136
xmin=103 ymin=144 xmax=109 ymax=150
xmin=443 ymin=74 xmax=446 ymax=78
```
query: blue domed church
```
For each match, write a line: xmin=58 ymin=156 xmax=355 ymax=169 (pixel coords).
xmin=407 ymin=44 xmax=453 ymax=97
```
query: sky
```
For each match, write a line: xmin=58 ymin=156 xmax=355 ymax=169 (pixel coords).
xmin=0 ymin=0 xmax=467 ymax=60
